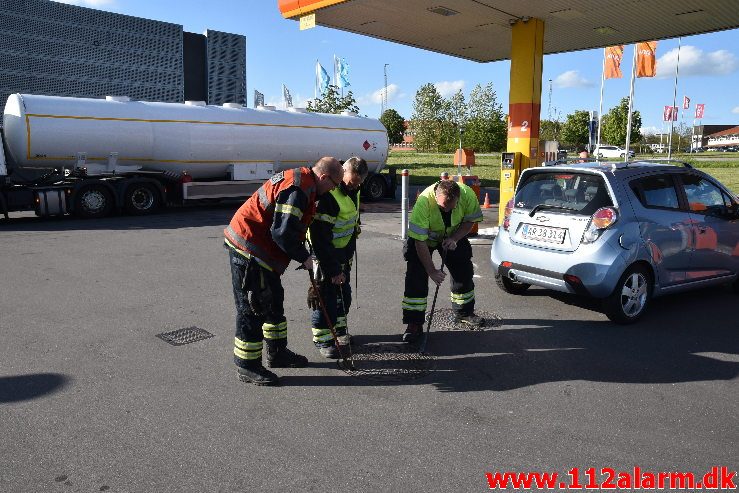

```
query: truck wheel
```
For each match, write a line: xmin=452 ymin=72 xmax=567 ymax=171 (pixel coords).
xmin=74 ymin=185 xmax=113 ymax=218
xmin=495 ymin=274 xmax=531 ymax=294
xmin=124 ymin=183 xmax=160 ymax=215
xmin=364 ymin=174 xmax=387 ymax=201
xmin=602 ymin=265 xmax=652 ymax=324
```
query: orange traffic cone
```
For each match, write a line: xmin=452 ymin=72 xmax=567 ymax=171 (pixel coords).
xmin=482 ymin=192 xmax=491 ymax=209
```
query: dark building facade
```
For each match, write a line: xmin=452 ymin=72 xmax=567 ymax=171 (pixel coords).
xmin=0 ymin=0 xmax=245 ymax=115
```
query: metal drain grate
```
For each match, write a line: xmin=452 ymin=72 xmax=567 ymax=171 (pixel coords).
xmin=338 ymin=342 xmax=435 ymax=382
xmin=426 ymin=308 xmax=502 ymax=331
xmin=156 ymin=326 xmax=214 ymax=346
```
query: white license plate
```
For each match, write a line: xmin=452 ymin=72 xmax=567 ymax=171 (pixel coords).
xmin=521 ymin=223 xmax=566 ymax=243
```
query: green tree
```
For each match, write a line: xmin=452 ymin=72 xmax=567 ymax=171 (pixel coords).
xmin=439 ymin=89 xmax=467 ymax=153
xmin=560 ymin=110 xmax=591 ymax=149
xmin=601 ymin=97 xmax=642 ymax=147
xmin=539 ymin=119 xmax=563 ymax=142
xmin=410 ymin=83 xmax=446 ymax=152
xmin=380 ymin=109 xmax=405 ymax=145
xmin=465 ymin=83 xmax=506 ymax=152
xmin=307 ymin=85 xmax=359 ymax=114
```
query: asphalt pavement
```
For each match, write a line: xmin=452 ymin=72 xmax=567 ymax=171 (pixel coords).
xmin=1 ymin=197 xmax=737 ymax=492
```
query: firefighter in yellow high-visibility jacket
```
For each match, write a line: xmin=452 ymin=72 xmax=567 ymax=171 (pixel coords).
xmin=307 ymin=157 xmax=368 ymax=358
xmin=401 ymin=179 xmax=484 ymax=343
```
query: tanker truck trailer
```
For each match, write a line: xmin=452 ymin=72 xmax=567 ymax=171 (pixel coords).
xmin=0 ymin=94 xmax=390 ymax=219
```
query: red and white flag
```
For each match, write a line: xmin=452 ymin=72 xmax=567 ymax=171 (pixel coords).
xmin=663 ymin=106 xmax=678 ymax=122
xmin=683 ymin=96 xmax=690 ymax=110
xmin=695 ymin=103 xmax=705 ymax=119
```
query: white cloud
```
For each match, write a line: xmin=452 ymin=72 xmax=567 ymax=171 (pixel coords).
xmin=732 ymin=107 xmax=739 ymax=114
xmin=358 ymin=83 xmax=400 ymax=106
xmin=656 ymin=45 xmax=739 ymax=78
xmin=553 ymin=70 xmax=594 ymax=88
xmin=434 ymin=80 xmax=465 ymax=98
xmin=640 ymin=126 xmax=662 ymax=135
xmin=52 ymin=0 xmax=116 ymax=6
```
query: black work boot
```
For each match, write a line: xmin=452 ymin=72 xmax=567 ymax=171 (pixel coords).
xmin=455 ymin=313 xmax=484 ymax=327
xmin=265 ymin=339 xmax=309 ymax=368
xmin=336 ymin=331 xmax=353 ymax=346
xmin=402 ymin=323 xmax=424 ymax=343
xmin=237 ymin=363 xmax=279 ymax=386
xmin=316 ymin=344 xmax=339 ymax=359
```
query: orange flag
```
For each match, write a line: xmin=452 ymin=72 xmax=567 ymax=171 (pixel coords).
xmin=636 ymin=41 xmax=658 ymax=77
xmin=604 ymin=45 xmax=624 ymax=79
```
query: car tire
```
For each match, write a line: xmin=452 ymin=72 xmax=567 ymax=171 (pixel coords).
xmin=74 ymin=184 xmax=113 ymax=219
xmin=602 ymin=264 xmax=652 ymax=324
xmin=124 ymin=182 xmax=160 ymax=215
xmin=597 ymin=153 xmax=603 ymax=159
xmin=620 ymin=153 xmax=625 ymax=158
xmin=495 ymin=274 xmax=531 ymax=294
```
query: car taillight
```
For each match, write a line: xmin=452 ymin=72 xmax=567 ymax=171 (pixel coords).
xmin=502 ymin=199 xmax=514 ymax=231
xmin=591 ymin=207 xmax=617 ymax=229
xmin=582 ymin=207 xmax=618 ymax=243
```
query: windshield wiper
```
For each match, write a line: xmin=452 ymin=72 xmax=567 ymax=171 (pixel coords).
xmin=528 ymin=204 xmax=576 ymax=217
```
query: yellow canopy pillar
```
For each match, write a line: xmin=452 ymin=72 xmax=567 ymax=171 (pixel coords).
xmin=499 ymin=18 xmax=544 ymax=223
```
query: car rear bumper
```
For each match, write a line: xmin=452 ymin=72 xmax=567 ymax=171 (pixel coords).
xmin=491 ymin=231 xmax=628 ymax=297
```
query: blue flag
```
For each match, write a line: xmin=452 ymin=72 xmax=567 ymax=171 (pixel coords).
xmin=316 ymin=61 xmax=330 ymax=97
xmin=336 ymin=56 xmax=350 ymax=89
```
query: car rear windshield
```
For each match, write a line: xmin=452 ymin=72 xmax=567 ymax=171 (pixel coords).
xmin=515 ymin=172 xmax=613 ymax=215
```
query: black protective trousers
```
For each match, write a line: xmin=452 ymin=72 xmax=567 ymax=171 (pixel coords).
xmin=402 ymin=237 xmax=475 ymax=325
xmin=310 ymin=264 xmax=352 ymax=347
xmin=228 ymin=247 xmax=286 ymax=368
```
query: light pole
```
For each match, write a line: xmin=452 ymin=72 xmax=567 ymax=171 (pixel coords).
xmin=382 ymin=63 xmax=389 ymax=115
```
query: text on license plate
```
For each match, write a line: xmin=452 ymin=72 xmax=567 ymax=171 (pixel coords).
xmin=521 ymin=224 xmax=566 ymax=243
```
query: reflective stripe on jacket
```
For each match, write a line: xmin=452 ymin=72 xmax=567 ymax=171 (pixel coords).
xmin=407 ymin=182 xmax=483 ymax=247
xmin=224 ymin=167 xmax=317 ymax=274
xmin=329 ymin=187 xmax=360 ymax=249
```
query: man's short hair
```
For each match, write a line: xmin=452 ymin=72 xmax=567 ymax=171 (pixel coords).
xmin=435 ymin=180 xmax=460 ymax=200
xmin=313 ymin=157 xmax=343 ymax=182
xmin=344 ymin=156 xmax=368 ymax=179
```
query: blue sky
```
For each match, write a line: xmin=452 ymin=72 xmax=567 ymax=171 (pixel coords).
xmin=56 ymin=0 xmax=739 ymax=134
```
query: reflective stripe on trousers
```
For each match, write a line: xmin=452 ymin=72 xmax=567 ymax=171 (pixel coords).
xmin=450 ymin=289 xmax=475 ymax=305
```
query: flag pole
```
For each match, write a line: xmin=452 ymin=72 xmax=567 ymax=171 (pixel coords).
xmin=668 ymin=38 xmax=681 ymax=160
xmin=624 ymin=44 xmax=637 ymax=162
xmin=596 ymin=47 xmax=606 ymax=153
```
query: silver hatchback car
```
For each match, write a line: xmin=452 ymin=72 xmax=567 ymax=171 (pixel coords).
xmin=490 ymin=161 xmax=739 ymax=323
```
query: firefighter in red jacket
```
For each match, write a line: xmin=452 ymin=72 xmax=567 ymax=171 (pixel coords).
xmin=224 ymin=157 xmax=344 ymax=386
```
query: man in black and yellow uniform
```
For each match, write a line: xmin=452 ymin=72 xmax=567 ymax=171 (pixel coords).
xmin=307 ymin=157 xmax=368 ymax=358
xmin=402 ymin=179 xmax=484 ymax=343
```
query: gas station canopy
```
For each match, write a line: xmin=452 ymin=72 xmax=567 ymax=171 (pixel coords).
xmin=279 ymin=0 xmax=739 ymax=62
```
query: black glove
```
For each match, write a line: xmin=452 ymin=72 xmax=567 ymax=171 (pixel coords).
xmin=307 ymin=284 xmax=320 ymax=311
